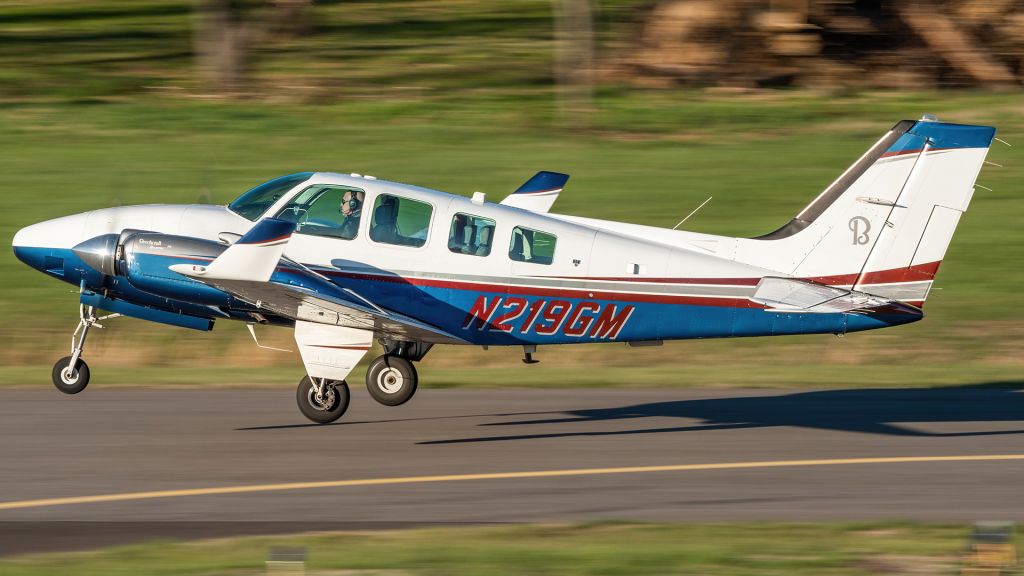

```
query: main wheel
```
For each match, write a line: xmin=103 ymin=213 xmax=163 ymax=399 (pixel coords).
xmin=365 ymin=355 xmax=418 ymax=406
xmin=296 ymin=376 xmax=350 ymax=424
xmin=52 ymin=356 xmax=90 ymax=395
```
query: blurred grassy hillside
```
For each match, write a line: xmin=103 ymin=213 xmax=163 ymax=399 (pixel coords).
xmin=0 ymin=1 xmax=1021 ymax=387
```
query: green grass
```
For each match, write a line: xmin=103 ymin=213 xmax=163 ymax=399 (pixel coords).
xmin=0 ymin=522 xmax=1008 ymax=575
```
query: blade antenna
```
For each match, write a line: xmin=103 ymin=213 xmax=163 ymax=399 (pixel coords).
xmin=673 ymin=196 xmax=712 ymax=230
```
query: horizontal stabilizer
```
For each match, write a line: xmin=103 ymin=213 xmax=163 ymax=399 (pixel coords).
xmin=750 ymin=276 xmax=922 ymax=317
xmin=170 ymin=218 xmax=295 ymax=282
xmin=500 ymin=171 xmax=568 ymax=213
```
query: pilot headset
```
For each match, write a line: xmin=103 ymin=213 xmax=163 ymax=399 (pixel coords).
xmin=344 ymin=191 xmax=362 ymax=213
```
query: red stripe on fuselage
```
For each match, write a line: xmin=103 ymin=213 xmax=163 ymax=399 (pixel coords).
xmin=536 ymin=261 xmax=941 ymax=287
xmin=805 ymin=261 xmax=942 ymax=286
xmin=157 ymin=254 xmax=938 ymax=309
xmin=320 ymin=270 xmax=766 ymax=308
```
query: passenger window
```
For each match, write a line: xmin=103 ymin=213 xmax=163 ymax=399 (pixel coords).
xmin=509 ymin=226 xmax=556 ymax=265
xmin=448 ymin=213 xmax=496 ymax=257
xmin=370 ymin=194 xmax=432 ymax=247
xmin=275 ymin=185 xmax=365 ymax=240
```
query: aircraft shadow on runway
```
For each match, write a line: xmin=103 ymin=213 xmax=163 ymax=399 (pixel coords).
xmin=418 ymin=382 xmax=1024 ymax=445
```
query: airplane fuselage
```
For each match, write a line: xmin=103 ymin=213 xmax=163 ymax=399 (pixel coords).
xmin=13 ymin=173 xmax=917 ymax=348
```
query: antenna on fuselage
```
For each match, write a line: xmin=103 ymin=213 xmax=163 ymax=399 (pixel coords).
xmin=672 ymin=196 xmax=712 ymax=230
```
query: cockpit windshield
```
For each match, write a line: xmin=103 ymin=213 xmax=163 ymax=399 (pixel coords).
xmin=227 ymin=172 xmax=313 ymax=221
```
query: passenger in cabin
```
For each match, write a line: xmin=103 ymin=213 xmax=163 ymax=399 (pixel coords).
xmin=475 ymin=225 xmax=493 ymax=256
xmin=449 ymin=214 xmax=470 ymax=253
xmin=338 ymin=190 xmax=364 ymax=239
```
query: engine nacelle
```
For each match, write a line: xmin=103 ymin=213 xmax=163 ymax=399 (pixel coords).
xmin=116 ymin=232 xmax=232 ymax=305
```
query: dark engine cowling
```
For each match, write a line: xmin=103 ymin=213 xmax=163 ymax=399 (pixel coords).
xmin=118 ymin=232 xmax=233 ymax=305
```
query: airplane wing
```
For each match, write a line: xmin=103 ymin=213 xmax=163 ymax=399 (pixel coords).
xmin=170 ymin=218 xmax=467 ymax=344
xmin=749 ymin=276 xmax=923 ymax=316
xmin=500 ymin=171 xmax=568 ymax=213
xmin=192 ymin=276 xmax=467 ymax=344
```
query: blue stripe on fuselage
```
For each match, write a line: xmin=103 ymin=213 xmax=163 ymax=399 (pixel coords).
xmin=319 ymin=273 xmax=918 ymax=345
xmin=15 ymin=246 xmax=920 ymax=345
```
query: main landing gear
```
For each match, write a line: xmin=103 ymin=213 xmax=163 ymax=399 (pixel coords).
xmin=363 ymin=340 xmax=430 ymax=408
xmin=293 ymin=340 xmax=429 ymax=424
xmin=51 ymin=304 xmax=119 ymax=395
xmin=365 ymin=355 xmax=417 ymax=406
xmin=296 ymin=376 xmax=351 ymax=424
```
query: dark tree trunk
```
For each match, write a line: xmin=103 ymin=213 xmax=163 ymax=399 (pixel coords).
xmin=193 ymin=0 xmax=313 ymax=96
xmin=554 ymin=0 xmax=595 ymax=127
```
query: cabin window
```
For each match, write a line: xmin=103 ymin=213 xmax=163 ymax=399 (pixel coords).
xmin=448 ymin=213 xmax=496 ymax=257
xmin=274 ymin=185 xmax=365 ymax=240
xmin=370 ymin=194 xmax=433 ymax=247
xmin=509 ymin=226 xmax=556 ymax=265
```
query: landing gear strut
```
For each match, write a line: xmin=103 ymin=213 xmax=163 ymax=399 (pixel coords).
xmin=51 ymin=304 xmax=119 ymax=395
xmin=296 ymin=376 xmax=350 ymax=424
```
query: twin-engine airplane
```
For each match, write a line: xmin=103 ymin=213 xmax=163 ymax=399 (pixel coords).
xmin=12 ymin=117 xmax=995 ymax=423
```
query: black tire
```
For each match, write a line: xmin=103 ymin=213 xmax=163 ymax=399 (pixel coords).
xmin=52 ymin=356 xmax=90 ymax=394
xmin=365 ymin=355 xmax=418 ymax=407
xmin=296 ymin=376 xmax=350 ymax=424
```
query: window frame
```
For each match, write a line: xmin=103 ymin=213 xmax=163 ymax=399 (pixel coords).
xmin=447 ymin=212 xmax=497 ymax=258
xmin=508 ymin=225 xmax=557 ymax=265
xmin=367 ymin=193 xmax=435 ymax=250
xmin=227 ymin=172 xmax=313 ymax=222
xmin=273 ymin=184 xmax=367 ymax=241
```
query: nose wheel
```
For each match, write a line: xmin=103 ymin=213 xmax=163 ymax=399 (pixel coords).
xmin=296 ymin=376 xmax=350 ymax=424
xmin=52 ymin=356 xmax=90 ymax=394
xmin=365 ymin=355 xmax=418 ymax=406
xmin=51 ymin=304 xmax=118 ymax=395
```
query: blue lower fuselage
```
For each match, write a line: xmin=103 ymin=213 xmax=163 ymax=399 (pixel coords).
xmin=14 ymin=246 xmax=921 ymax=346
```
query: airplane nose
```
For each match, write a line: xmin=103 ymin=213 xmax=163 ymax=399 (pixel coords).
xmin=12 ymin=223 xmax=45 ymax=268
xmin=12 ymin=213 xmax=91 ymax=269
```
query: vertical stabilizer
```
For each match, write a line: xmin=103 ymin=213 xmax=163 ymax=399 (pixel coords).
xmin=737 ymin=118 xmax=995 ymax=306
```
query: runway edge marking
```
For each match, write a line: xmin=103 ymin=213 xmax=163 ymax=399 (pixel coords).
xmin=3 ymin=454 xmax=1024 ymax=511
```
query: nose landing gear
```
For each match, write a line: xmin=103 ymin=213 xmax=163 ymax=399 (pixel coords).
xmin=51 ymin=304 xmax=120 ymax=394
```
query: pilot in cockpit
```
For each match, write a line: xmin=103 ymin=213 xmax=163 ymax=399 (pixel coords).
xmin=338 ymin=190 xmax=364 ymax=239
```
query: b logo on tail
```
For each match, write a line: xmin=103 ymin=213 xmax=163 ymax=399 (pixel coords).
xmin=849 ymin=216 xmax=871 ymax=245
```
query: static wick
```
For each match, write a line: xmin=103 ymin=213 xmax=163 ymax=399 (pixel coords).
xmin=673 ymin=196 xmax=713 ymax=230
xmin=984 ymin=161 xmax=1003 ymax=167
xmin=994 ymin=137 xmax=1012 ymax=147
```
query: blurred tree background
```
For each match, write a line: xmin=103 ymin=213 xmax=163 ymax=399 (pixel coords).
xmin=0 ymin=0 xmax=1021 ymax=387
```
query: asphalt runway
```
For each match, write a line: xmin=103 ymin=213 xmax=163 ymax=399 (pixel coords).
xmin=2 ymin=384 xmax=1024 ymax=555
